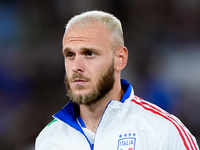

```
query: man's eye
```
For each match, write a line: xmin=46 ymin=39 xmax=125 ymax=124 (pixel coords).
xmin=67 ymin=52 xmax=75 ymax=57
xmin=85 ymin=51 xmax=94 ymax=56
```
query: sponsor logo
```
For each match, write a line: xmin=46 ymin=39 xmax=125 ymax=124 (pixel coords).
xmin=117 ymin=133 xmax=136 ymax=150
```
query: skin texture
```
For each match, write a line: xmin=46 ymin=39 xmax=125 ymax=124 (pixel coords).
xmin=62 ymin=22 xmax=128 ymax=132
xmin=64 ymin=59 xmax=115 ymax=106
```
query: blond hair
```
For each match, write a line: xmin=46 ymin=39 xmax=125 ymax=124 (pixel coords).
xmin=65 ymin=10 xmax=124 ymax=48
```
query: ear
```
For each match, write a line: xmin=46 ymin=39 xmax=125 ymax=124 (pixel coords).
xmin=114 ymin=47 xmax=128 ymax=72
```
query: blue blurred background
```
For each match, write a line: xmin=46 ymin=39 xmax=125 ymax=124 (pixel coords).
xmin=0 ymin=0 xmax=200 ymax=149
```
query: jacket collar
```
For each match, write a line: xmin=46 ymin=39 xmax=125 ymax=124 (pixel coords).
xmin=53 ymin=79 xmax=133 ymax=129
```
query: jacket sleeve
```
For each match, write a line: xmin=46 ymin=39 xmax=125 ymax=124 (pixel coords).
xmin=162 ymin=120 xmax=199 ymax=150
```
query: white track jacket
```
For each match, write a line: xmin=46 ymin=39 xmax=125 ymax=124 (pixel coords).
xmin=35 ymin=79 xmax=199 ymax=150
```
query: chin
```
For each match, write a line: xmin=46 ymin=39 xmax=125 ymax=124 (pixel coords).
xmin=73 ymin=89 xmax=90 ymax=96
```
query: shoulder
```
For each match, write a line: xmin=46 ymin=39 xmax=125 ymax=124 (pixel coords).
xmin=127 ymin=95 xmax=198 ymax=150
xmin=130 ymin=95 xmax=180 ymax=124
xmin=37 ymin=119 xmax=61 ymax=138
xmin=35 ymin=119 xmax=66 ymax=149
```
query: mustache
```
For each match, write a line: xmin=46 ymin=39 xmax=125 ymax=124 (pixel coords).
xmin=69 ymin=73 xmax=90 ymax=82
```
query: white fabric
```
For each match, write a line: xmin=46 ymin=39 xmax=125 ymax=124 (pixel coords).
xmin=82 ymin=128 xmax=95 ymax=144
xmin=77 ymin=117 xmax=96 ymax=144
xmin=35 ymin=82 xmax=199 ymax=150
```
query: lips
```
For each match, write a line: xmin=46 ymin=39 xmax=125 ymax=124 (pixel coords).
xmin=71 ymin=78 xmax=88 ymax=87
xmin=73 ymin=78 xmax=87 ymax=82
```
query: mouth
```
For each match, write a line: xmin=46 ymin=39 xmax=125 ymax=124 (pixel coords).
xmin=69 ymin=73 xmax=90 ymax=85
xmin=72 ymin=78 xmax=88 ymax=85
xmin=73 ymin=78 xmax=86 ymax=82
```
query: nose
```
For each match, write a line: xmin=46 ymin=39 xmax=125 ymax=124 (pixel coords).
xmin=71 ymin=56 xmax=84 ymax=72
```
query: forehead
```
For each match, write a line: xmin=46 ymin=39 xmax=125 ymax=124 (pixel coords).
xmin=62 ymin=23 xmax=113 ymax=47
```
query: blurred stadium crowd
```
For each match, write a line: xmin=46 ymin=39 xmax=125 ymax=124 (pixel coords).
xmin=0 ymin=0 xmax=200 ymax=149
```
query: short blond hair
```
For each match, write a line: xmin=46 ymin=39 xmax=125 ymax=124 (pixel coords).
xmin=65 ymin=10 xmax=124 ymax=48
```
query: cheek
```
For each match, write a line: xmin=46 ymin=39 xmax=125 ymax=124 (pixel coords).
xmin=64 ymin=60 xmax=67 ymax=71
xmin=64 ymin=62 xmax=72 ymax=74
xmin=89 ymin=62 xmax=109 ymax=79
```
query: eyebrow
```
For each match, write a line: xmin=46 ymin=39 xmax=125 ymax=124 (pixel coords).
xmin=62 ymin=47 xmax=71 ymax=55
xmin=62 ymin=47 xmax=100 ymax=55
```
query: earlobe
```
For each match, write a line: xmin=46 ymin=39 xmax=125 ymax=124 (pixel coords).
xmin=115 ymin=47 xmax=128 ymax=72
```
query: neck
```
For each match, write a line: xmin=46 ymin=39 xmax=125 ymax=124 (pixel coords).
xmin=79 ymin=82 xmax=124 ymax=133
xmin=79 ymin=101 xmax=106 ymax=133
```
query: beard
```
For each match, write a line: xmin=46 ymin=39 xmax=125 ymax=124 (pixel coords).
xmin=64 ymin=60 xmax=115 ymax=105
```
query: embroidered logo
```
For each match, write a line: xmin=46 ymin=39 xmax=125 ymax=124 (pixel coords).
xmin=117 ymin=133 xmax=136 ymax=150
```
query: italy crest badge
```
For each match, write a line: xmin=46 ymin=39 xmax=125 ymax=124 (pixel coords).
xmin=117 ymin=133 xmax=136 ymax=150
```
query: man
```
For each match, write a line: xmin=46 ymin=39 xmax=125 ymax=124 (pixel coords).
xmin=35 ymin=10 xmax=199 ymax=150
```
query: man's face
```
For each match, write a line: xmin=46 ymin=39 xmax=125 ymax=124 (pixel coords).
xmin=62 ymin=23 xmax=116 ymax=105
xmin=65 ymin=59 xmax=115 ymax=105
